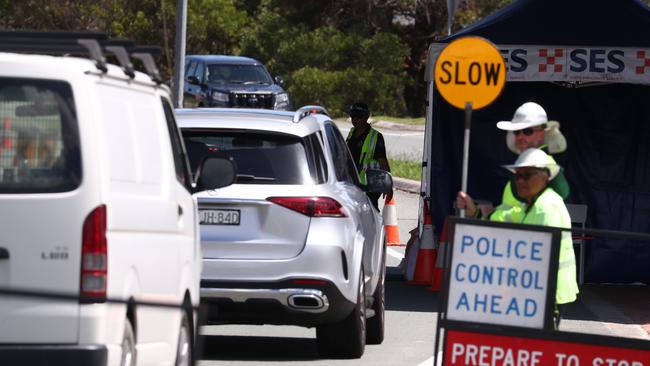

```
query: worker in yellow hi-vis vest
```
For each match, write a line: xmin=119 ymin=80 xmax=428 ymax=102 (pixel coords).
xmin=457 ymin=148 xmax=579 ymax=328
xmin=345 ymin=102 xmax=392 ymax=211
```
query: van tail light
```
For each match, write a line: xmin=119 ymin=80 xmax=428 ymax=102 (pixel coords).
xmin=80 ymin=205 xmax=107 ymax=302
xmin=267 ymin=197 xmax=346 ymax=217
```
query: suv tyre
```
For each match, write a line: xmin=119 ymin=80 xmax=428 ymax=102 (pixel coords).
xmin=316 ymin=268 xmax=366 ymax=358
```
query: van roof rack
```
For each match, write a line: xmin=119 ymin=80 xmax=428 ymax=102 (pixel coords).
xmin=292 ymin=105 xmax=330 ymax=123
xmin=0 ymin=30 xmax=163 ymax=84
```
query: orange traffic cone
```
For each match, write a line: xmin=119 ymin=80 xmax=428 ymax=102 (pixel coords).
xmin=408 ymin=205 xmax=437 ymax=285
xmin=383 ymin=196 xmax=402 ymax=246
xmin=428 ymin=218 xmax=449 ymax=292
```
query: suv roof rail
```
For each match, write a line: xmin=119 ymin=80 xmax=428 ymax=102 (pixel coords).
xmin=292 ymin=105 xmax=330 ymax=123
xmin=0 ymin=30 xmax=162 ymax=83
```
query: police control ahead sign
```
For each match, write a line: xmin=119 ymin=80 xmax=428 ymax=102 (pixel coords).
xmin=445 ymin=220 xmax=559 ymax=329
xmin=434 ymin=37 xmax=506 ymax=110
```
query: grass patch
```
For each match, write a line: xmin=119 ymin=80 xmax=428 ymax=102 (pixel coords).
xmin=389 ymin=157 xmax=421 ymax=181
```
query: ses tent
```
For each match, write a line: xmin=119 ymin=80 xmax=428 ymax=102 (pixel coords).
xmin=424 ymin=0 xmax=650 ymax=283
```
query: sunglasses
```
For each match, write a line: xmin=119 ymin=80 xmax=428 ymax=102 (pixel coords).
xmin=350 ymin=112 xmax=367 ymax=118
xmin=514 ymin=169 xmax=547 ymax=181
xmin=513 ymin=124 xmax=546 ymax=136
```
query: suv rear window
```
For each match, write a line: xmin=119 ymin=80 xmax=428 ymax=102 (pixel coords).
xmin=0 ymin=78 xmax=81 ymax=193
xmin=182 ymin=130 xmax=321 ymax=185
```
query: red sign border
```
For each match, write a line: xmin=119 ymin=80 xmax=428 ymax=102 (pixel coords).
xmin=440 ymin=319 xmax=650 ymax=365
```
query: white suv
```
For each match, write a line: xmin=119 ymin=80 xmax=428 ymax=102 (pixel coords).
xmin=176 ymin=106 xmax=392 ymax=358
xmin=0 ymin=33 xmax=232 ymax=365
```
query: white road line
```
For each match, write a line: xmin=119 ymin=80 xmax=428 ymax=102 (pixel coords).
xmin=386 ymin=247 xmax=404 ymax=260
xmin=416 ymin=351 xmax=442 ymax=366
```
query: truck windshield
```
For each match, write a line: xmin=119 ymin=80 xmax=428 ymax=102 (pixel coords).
xmin=206 ymin=64 xmax=273 ymax=85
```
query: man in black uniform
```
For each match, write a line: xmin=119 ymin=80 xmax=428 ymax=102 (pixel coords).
xmin=345 ymin=102 xmax=392 ymax=210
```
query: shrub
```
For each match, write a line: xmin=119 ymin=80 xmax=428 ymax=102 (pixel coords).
xmin=283 ymin=29 xmax=409 ymax=116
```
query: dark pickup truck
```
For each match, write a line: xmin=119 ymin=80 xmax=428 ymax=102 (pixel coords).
xmin=183 ymin=55 xmax=291 ymax=110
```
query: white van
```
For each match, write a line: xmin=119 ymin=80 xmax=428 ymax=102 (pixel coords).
xmin=0 ymin=34 xmax=233 ymax=366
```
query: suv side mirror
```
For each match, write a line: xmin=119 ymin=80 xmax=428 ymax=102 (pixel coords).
xmin=365 ymin=169 xmax=393 ymax=194
xmin=194 ymin=157 xmax=236 ymax=192
xmin=274 ymin=75 xmax=284 ymax=86
xmin=187 ymin=75 xmax=200 ymax=85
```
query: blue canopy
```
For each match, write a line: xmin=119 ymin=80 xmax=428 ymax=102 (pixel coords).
xmin=444 ymin=0 xmax=650 ymax=47
xmin=429 ymin=0 xmax=650 ymax=284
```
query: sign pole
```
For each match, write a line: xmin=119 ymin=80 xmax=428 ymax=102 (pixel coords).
xmin=172 ymin=0 xmax=188 ymax=108
xmin=460 ymin=102 xmax=472 ymax=218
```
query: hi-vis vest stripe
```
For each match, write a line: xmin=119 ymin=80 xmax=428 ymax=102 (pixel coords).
xmin=347 ymin=127 xmax=379 ymax=185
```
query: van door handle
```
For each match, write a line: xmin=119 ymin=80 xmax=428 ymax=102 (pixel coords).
xmin=177 ymin=205 xmax=183 ymax=217
xmin=0 ymin=247 xmax=9 ymax=259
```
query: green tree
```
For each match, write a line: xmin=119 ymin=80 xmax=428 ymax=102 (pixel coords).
xmin=186 ymin=0 xmax=251 ymax=55
xmin=278 ymin=28 xmax=409 ymax=116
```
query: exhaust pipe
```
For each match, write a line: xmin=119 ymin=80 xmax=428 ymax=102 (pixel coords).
xmin=287 ymin=289 xmax=329 ymax=313
xmin=289 ymin=294 xmax=324 ymax=309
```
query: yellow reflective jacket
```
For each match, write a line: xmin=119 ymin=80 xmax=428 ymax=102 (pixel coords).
xmin=491 ymin=188 xmax=579 ymax=305
xmin=346 ymin=127 xmax=379 ymax=185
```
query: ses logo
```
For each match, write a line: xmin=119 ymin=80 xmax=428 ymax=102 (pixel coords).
xmin=493 ymin=45 xmax=650 ymax=83
xmin=501 ymin=48 xmax=626 ymax=73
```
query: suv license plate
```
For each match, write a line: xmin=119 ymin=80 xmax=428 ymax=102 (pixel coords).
xmin=199 ymin=209 xmax=240 ymax=225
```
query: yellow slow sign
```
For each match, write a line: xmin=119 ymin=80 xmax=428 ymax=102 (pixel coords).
xmin=434 ymin=37 xmax=506 ymax=110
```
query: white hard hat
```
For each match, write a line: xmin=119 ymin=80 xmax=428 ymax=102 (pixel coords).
xmin=497 ymin=102 xmax=559 ymax=131
xmin=502 ymin=148 xmax=560 ymax=180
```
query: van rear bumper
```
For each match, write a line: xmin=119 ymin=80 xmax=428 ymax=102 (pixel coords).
xmin=0 ymin=344 xmax=107 ymax=366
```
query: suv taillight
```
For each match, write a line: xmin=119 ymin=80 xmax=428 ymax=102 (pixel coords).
xmin=80 ymin=205 xmax=107 ymax=302
xmin=267 ymin=197 xmax=346 ymax=217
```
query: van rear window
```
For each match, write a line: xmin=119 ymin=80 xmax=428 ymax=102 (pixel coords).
xmin=0 ymin=78 xmax=81 ymax=193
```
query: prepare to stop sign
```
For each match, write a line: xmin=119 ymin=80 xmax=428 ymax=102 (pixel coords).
xmin=434 ymin=36 xmax=506 ymax=110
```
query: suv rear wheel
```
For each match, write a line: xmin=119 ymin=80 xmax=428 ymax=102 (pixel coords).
xmin=316 ymin=268 xmax=366 ymax=358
